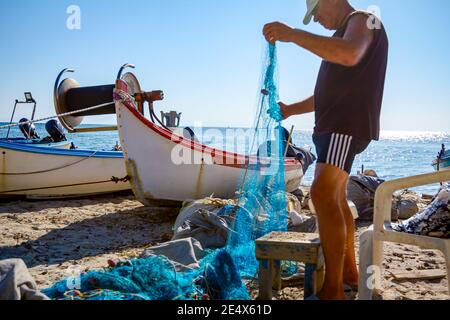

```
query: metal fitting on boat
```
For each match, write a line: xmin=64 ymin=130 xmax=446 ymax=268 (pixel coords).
xmin=134 ymin=91 xmax=165 ymax=103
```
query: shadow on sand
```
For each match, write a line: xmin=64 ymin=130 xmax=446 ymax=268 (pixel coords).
xmin=0 ymin=205 xmax=180 ymax=269
xmin=0 ymin=191 xmax=134 ymax=214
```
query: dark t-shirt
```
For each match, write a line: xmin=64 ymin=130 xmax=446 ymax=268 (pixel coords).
xmin=314 ymin=11 xmax=389 ymax=141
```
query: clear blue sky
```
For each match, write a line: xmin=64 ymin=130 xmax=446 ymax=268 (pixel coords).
xmin=0 ymin=0 xmax=449 ymax=132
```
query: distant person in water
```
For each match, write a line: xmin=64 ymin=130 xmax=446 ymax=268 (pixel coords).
xmin=264 ymin=0 xmax=388 ymax=300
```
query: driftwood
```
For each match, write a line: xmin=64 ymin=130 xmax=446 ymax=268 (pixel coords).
xmin=390 ymin=269 xmax=447 ymax=281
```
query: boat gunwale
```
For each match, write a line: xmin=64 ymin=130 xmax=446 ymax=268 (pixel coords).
xmin=116 ymin=95 xmax=303 ymax=172
xmin=0 ymin=141 xmax=123 ymax=159
xmin=0 ymin=138 xmax=73 ymax=148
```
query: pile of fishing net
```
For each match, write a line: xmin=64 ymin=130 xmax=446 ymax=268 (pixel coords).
xmin=43 ymin=249 xmax=248 ymax=300
xmin=43 ymin=44 xmax=291 ymax=300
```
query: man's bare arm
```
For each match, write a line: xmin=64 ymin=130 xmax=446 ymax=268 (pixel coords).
xmin=280 ymin=96 xmax=314 ymax=120
xmin=264 ymin=14 xmax=374 ymax=66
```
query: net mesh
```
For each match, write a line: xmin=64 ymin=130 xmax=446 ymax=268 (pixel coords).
xmin=43 ymin=44 xmax=289 ymax=301
xmin=226 ymin=43 xmax=287 ymax=277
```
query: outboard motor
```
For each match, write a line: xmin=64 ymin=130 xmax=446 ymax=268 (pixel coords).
xmin=279 ymin=126 xmax=317 ymax=174
xmin=19 ymin=118 xmax=40 ymax=140
xmin=45 ymin=120 xmax=67 ymax=142
xmin=256 ymin=126 xmax=317 ymax=174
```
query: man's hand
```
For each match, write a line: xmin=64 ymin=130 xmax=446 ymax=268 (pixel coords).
xmin=275 ymin=97 xmax=315 ymax=119
xmin=267 ymin=102 xmax=290 ymax=121
xmin=263 ymin=22 xmax=295 ymax=44
xmin=278 ymin=102 xmax=291 ymax=120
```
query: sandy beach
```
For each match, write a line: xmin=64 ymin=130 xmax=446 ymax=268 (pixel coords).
xmin=0 ymin=190 xmax=447 ymax=301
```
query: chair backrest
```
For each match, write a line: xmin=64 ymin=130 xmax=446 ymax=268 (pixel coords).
xmin=373 ymin=170 xmax=450 ymax=233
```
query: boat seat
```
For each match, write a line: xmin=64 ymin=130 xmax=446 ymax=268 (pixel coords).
xmin=358 ymin=170 xmax=450 ymax=300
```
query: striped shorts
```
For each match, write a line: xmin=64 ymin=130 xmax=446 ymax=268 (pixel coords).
xmin=313 ymin=132 xmax=371 ymax=174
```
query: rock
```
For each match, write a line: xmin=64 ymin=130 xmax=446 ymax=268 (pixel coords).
xmin=161 ymin=233 xmax=173 ymax=242
xmin=359 ymin=206 xmax=398 ymax=221
xmin=287 ymin=193 xmax=303 ymax=214
xmin=396 ymin=198 xmax=419 ymax=220
xmin=290 ymin=189 xmax=304 ymax=204
xmin=428 ymin=231 xmax=446 ymax=238
xmin=363 ymin=169 xmax=378 ymax=177
xmin=288 ymin=215 xmax=317 ymax=233
xmin=288 ymin=210 xmax=306 ymax=227
xmin=392 ymin=190 xmax=422 ymax=221
xmin=302 ymin=193 xmax=311 ymax=210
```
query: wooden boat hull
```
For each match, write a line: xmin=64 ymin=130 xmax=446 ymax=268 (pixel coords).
xmin=0 ymin=141 xmax=130 ymax=199
xmin=115 ymin=84 xmax=304 ymax=205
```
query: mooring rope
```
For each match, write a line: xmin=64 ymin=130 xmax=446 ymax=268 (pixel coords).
xmin=0 ymin=101 xmax=120 ymax=130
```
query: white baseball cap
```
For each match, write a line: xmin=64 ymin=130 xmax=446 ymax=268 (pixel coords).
xmin=303 ymin=0 xmax=320 ymax=25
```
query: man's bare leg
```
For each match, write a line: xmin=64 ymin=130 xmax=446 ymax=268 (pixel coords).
xmin=310 ymin=163 xmax=348 ymax=300
xmin=339 ymin=177 xmax=359 ymax=288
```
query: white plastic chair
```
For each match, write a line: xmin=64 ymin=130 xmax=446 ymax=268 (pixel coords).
xmin=358 ymin=170 xmax=450 ymax=300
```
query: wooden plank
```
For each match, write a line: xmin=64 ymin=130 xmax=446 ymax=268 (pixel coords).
xmin=304 ymin=264 xmax=315 ymax=299
xmin=272 ymin=260 xmax=282 ymax=291
xmin=256 ymin=243 xmax=320 ymax=263
xmin=315 ymin=265 xmax=325 ymax=294
xmin=390 ymin=269 xmax=446 ymax=281
xmin=256 ymin=232 xmax=321 ymax=246
xmin=317 ymin=247 xmax=325 ymax=268
xmin=257 ymin=259 xmax=274 ymax=300
xmin=256 ymin=232 xmax=323 ymax=264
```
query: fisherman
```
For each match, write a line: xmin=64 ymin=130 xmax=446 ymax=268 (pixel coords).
xmin=439 ymin=144 xmax=445 ymax=159
xmin=263 ymin=0 xmax=388 ymax=300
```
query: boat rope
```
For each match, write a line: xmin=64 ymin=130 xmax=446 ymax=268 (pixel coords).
xmin=0 ymin=101 xmax=122 ymax=130
xmin=0 ymin=176 xmax=130 ymax=195
xmin=0 ymin=151 xmax=100 ymax=175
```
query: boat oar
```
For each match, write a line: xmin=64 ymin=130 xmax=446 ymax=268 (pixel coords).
xmin=284 ymin=125 xmax=295 ymax=158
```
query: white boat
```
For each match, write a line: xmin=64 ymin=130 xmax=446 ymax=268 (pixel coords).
xmin=114 ymin=80 xmax=304 ymax=205
xmin=0 ymin=141 xmax=130 ymax=199
xmin=2 ymin=92 xmax=73 ymax=149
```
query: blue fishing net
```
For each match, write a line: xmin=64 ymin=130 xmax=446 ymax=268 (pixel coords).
xmin=226 ymin=44 xmax=287 ymax=277
xmin=43 ymin=44 xmax=288 ymax=301
xmin=43 ymin=250 xmax=248 ymax=301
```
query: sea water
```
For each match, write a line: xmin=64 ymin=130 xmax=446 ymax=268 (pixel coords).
xmin=1 ymin=123 xmax=448 ymax=195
